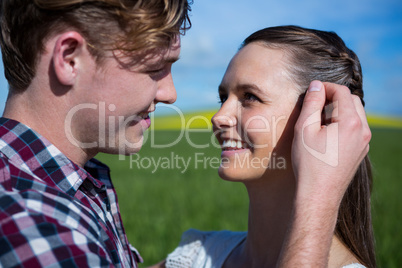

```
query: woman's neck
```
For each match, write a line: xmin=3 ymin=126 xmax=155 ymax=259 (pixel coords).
xmin=224 ymin=169 xmax=296 ymax=268
xmin=223 ymin=169 xmax=361 ymax=268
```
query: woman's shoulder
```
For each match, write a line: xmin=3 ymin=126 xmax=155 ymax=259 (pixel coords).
xmin=179 ymin=228 xmax=246 ymax=244
xmin=166 ymin=229 xmax=246 ymax=268
xmin=343 ymin=264 xmax=366 ymax=268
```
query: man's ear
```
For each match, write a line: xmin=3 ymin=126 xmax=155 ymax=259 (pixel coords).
xmin=52 ymin=31 xmax=86 ymax=86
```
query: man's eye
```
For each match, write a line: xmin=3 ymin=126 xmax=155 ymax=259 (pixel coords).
xmin=147 ymin=67 xmax=168 ymax=80
xmin=148 ymin=69 xmax=164 ymax=75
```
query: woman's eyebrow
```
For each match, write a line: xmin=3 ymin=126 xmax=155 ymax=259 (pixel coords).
xmin=218 ymin=85 xmax=227 ymax=95
xmin=237 ymin=83 xmax=266 ymax=95
xmin=219 ymin=83 xmax=268 ymax=95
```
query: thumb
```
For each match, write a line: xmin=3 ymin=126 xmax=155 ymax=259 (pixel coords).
xmin=296 ymin=80 xmax=326 ymax=133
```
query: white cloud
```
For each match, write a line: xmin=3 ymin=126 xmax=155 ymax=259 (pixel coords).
xmin=0 ymin=0 xmax=401 ymax=116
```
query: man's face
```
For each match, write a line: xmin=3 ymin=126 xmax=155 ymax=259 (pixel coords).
xmin=68 ymin=37 xmax=181 ymax=156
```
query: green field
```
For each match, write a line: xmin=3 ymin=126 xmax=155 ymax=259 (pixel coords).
xmin=97 ymin=127 xmax=402 ymax=267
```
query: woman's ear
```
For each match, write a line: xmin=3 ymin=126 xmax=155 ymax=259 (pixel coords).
xmin=52 ymin=31 xmax=85 ymax=86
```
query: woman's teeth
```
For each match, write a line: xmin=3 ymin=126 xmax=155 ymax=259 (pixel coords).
xmin=222 ymin=139 xmax=249 ymax=150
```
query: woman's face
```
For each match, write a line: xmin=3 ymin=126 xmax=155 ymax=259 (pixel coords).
xmin=212 ymin=43 xmax=301 ymax=181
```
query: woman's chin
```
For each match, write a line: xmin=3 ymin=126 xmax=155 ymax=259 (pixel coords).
xmin=218 ymin=166 xmax=262 ymax=182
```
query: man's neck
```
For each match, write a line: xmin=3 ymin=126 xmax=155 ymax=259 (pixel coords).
xmin=3 ymin=90 xmax=93 ymax=167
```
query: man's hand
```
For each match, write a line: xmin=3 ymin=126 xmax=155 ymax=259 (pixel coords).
xmin=292 ymin=80 xmax=371 ymax=203
xmin=278 ymin=80 xmax=371 ymax=267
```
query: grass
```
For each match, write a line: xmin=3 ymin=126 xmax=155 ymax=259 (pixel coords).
xmin=148 ymin=111 xmax=402 ymax=130
xmin=96 ymin=127 xmax=402 ymax=267
xmin=369 ymin=128 xmax=402 ymax=267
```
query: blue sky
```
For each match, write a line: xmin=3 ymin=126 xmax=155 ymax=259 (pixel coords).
xmin=0 ymin=0 xmax=401 ymax=117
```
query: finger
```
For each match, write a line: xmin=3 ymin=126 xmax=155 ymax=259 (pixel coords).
xmin=296 ymin=80 xmax=326 ymax=132
xmin=352 ymin=95 xmax=372 ymax=146
xmin=322 ymin=82 xmax=358 ymax=123
xmin=352 ymin=95 xmax=369 ymax=129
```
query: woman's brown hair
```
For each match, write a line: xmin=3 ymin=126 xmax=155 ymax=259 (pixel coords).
xmin=0 ymin=0 xmax=192 ymax=91
xmin=241 ymin=25 xmax=376 ymax=268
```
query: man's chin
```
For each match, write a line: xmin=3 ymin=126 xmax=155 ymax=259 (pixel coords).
xmin=99 ymin=144 xmax=143 ymax=156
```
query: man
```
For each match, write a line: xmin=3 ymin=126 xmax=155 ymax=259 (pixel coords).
xmin=0 ymin=0 xmax=371 ymax=267
xmin=0 ymin=1 xmax=190 ymax=266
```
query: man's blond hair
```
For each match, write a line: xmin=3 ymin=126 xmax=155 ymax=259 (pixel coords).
xmin=0 ymin=0 xmax=192 ymax=91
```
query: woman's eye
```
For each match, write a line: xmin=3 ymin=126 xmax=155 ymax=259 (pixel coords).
xmin=243 ymin=92 xmax=260 ymax=102
xmin=218 ymin=95 xmax=228 ymax=105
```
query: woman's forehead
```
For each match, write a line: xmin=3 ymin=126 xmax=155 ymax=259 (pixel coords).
xmin=224 ymin=45 xmax=289 ymax=82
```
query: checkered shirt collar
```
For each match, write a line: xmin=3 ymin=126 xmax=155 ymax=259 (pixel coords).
xmin=0 ymin=117 xmax=101 ymax=197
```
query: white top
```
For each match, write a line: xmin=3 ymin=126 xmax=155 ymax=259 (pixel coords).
xmin=166 ymin=229 xmax=367 ymax=268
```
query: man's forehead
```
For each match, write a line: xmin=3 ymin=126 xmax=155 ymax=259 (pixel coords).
xmin=143 ymin=38 xmax=181 ymax=64
xmin=155 ymin=37 xmax=181 ymax=59
xmin=113 ymin=36 xmax=181 ymax=68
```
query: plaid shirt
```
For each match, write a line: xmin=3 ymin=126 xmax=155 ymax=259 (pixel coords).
xmin=0 ymin=118 xmax=142 ymax=267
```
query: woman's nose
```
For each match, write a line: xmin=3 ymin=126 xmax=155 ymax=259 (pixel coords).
xmin=211 ymin=103 xmax=237 ymax=129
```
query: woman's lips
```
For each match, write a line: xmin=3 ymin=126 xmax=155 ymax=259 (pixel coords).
xmin=220 ymin=139 xmax=251 ymax=157
xmin=221 ymin=139 xmax=250 ymax=150
xmin=141 ymin=115 xmax=151 ymax=129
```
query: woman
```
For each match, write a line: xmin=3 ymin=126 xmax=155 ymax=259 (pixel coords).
xmin=165 ymin=26 xmax=375 ymax=268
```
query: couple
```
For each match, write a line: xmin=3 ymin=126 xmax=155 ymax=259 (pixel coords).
xmin=0 ymin=1 xmax=374 ymax=268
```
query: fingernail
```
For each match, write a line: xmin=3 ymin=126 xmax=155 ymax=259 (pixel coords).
xmin=308 ymin=81 xmax=321 ymax=92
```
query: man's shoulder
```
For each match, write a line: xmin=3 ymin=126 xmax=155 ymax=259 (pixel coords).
xmin=0 ymin=153 xmax=22 ymax=189
xmin=0 ymin=153 xmax=100 ymax=235
xmin=0 ymin=152 xmax=47 ymax=192
xmin=0 ymin=182 xmax=98 ymax=227
xmin=0 ymin=155 xmax=114 ymax=266
xmin=0 ymin=152 xmax=10 ymax=172
xmin=0 ymin=165 xmax=104 ymax=248
xmin=0 ymin=181 xmax=111 ymax=266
